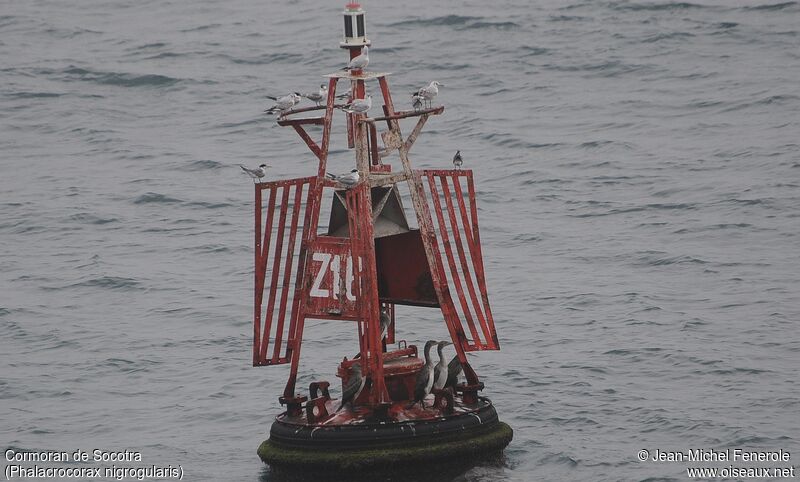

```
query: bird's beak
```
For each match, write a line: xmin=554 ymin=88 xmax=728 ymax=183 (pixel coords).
xmin=444 ymin=341 xmax=453 ymax=346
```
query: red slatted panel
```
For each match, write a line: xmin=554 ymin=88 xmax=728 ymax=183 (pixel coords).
xmin=418 ymin=169 xmax=499 ymax=351
xmin=253 ymin=177 xmax=315 ymax=366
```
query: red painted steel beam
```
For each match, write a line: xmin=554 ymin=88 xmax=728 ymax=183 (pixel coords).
xmin=254 ymin=185 xmax=262 ymax=366
xmin=362 ymin=105 xmax=443 ymax=122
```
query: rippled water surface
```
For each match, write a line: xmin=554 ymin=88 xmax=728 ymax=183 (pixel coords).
xmin=2 ymin=0 xmax=798 ymax=480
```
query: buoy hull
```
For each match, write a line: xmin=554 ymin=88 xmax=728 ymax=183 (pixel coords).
xmin=258 ymin=399 xmax=513 ymax=476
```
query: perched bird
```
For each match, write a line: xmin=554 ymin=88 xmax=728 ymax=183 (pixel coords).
xmin=412 ymin=340 xmax=438 ymax=408
xmin=341 ymin=95 xmax=372 ymax=114
xmin=326 ymin=168 xmax=360 ymax=188
xmin=336 ymin=87 xmax=352 ymax=100
xmin=433 ymin=341 xmax=453 ymax=390
xmin=303 ymin=84 xmax=328 ymax=106
xmin=239 ymin=163 xmax=270 ymax=182
xmin=452 ymin=150 xmax=463 ymax=170
xmin=379 ymin=308 xmax=391 ymax=340
xmin=265 ymin=93 xmax=301 ymax=114
xmin=411 ymin=93 xmax=423 ymax=111
xmin=343 ymin=46 xmax=369 ymax=71
xmin=337 ymin=363 xmax=366 ymax=411
xmin=445 ymin=354 xmax=463 ymax=389
xmin=412 ymin=81 xmax=443 ymax=108
xmin=353 ymin=308 xmax=392 ymax=359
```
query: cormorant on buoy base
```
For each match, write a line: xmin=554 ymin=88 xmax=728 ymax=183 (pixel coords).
xmin=445 ymin=354 xmax=463 ymax=389
xmin=433 ymin=341 xmax=453 ymax=390
xmin=337 ymin=363 xmax=365 ymax=412
xmin=411 ymin=340 xmax=438 ymax=408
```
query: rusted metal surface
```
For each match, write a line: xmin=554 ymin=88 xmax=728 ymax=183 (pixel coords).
xmin=253 ymin=177 xmax=315 ymax=367
xmin=324 ymin=71 xmax=392 ymax=80
xmin=277 ymin=117 xmax=325 ymax=127
xmin=344 ymin=183 xmax=388 ymax=404
xmin=301 ymin=236 xmax=360 ymax=320
xmin=253 ymin=41 xmax=500 ymax=411
xmin=419 ymin=169 xmax=499 ymax=351
xmin=375 ymin=231 xmax=438 ymax=307
xmin=363 ymin=105 xmax=443 ymax=123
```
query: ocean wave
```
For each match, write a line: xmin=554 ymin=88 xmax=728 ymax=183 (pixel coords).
xmin=641 ymin=31 xmax=695 ymax=43
xmin=388 ymin=15 xmax=483 ymax=27
xmin=743 ymin=2 xmax=797 ymax=11
xmin=134 ymin=192 xmax=183 ymax=204
xmin=68 ymin=213 xmax=119 ymax=225
xmin=68 ymin=276 xmax=142 ymax=291
xmin=183 ymin=159 xmax=224 ymax=171
xmin=62 ymin=66 xmax=181 ymax=88
xmin=4 ymin=91 xmax=63 ymax=99
xmin=611 ymin=1 xmax=707 ymax=12
xmin=462 ymin=21 xmax=520 ymax=30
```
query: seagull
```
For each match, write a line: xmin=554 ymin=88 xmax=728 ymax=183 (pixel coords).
xmin=452 ymin=150 xmax=463 ymax=170
xmin=412 ymin=81 xmax=444 ymax=108
xmin=433 ymin=341 xmax=453 ymax=390
xmin=239 ymin=163 xmax=270 ymax=182
xmin=303 ymin=84 xmax=328 ymax=106
xmin=337 ymin=363 xmax=366 ymax=412
xmin=343 ymin=46 xmax=369 ymax=71
xmin=411 ymin=340 xmax=438 ymax=408
xmin=341 ymin=95 xmax=372 ymax=114
xmin=264 ymin=93 xmax=301 ymax=114
xmin=326 ymin=168 xmax=360 ymax=188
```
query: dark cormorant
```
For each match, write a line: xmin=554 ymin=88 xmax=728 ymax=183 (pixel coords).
xmin=412 ymin=340 xmax=438 ymax=407
xmin=433 ymin=341 xmax=453 ymax=390
xmin=445 ymin=354 xmax=463 ymax=389
xmin=337 ymin=363 xmax=365 ymax=412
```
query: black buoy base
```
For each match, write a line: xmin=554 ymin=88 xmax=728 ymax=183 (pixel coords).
xmin=259 ymin=416 xmax=512 ymax=478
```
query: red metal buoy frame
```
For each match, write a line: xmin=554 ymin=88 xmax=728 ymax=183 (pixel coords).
xmin=251 ymin=39 xmax=500 ymax=419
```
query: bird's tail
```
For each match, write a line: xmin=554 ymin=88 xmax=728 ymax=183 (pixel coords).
xmin=238 ymin=164 xmax=248 ymax=172
xmin=325 ymin=172 xmax=336 ymax=179
xmin=265 ymin=95 xmax=278 ymax=101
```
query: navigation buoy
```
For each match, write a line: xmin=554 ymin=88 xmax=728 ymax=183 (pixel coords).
xmin=251 ymin=4 xmax=512 ymax=477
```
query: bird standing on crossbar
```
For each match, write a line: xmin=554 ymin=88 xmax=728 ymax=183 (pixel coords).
xmin=412 ymin=81 xmax=444 ymax=108
xmin=303 ymin=84 xmax=328 ymax=106
xmin=452 ymin=150 xmax=463 ymax=170
xmin=239 ymin=163 xmax=270 ymax=182
xmin=264 ymin=93 xmax=301 ymax=115
xmin=326 ymin=169 xmax=360 ymax=188
xmin=341 ymin=95 xmax=372 ymax=114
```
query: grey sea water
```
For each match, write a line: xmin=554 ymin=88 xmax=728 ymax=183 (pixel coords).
xmin=2 ymin=0 xmax=799 ymax=480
